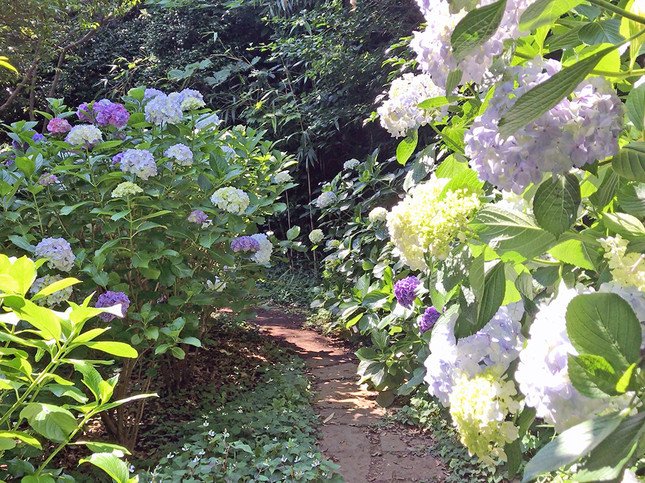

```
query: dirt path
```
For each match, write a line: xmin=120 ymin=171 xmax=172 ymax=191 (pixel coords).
xmin=253 ymin=308 xmax=447 ymax=483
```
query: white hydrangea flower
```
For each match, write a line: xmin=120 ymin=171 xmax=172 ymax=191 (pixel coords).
xmin=377 ymin=73 xmax=446 ymax=137
xmin=250 ymin=233 xmax=273 ymax=265
xmin=30 ymin=275 xmax=72 ymax=307
xmin=368 ymin=207 xmax=388 ymax=224
xmin=195 ymin=113 xmax=222 ymax=131
xmin=65 ymin=124 xmax=103 ymax=146
xmin=165 ymin=143 xmax=193 ymax=166
xmin=145 ymin=94 xmax=183 ymax=125
xmin=343 ymin=158 xmax=360 ymax=170
xmin=272 ymin=171 xmax=292 ymax=184
xmin=309 ymin=229 xmax=324 ymax=244
xmin=600 ymin=235 xmax=645 ymax=292
xmin=315 ymin=191 xmax=337 ymax=209
xmin=111 ymin=181 xmax=144 ymax=198
xmin=210 ymin=187 xmax=250 ymax=215
xmin=206 ymin=277 xmax=226 ymax=292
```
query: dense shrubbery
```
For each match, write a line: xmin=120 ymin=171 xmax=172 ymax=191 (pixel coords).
xmin=311 ymin=0 xmax=645 ymax=480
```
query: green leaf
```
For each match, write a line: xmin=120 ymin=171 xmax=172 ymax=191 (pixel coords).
xmin=548 ymin=238 xmax=599 ymax=270
xmin=566 ymin=293 xmax=641 ymax=372
xmin=522 ymin=412 xmax=623 ymax=482
xmin=32 ymin=277 xmax=80 ymax=301
xmin=471 ymin=206 xmax=556 ymax=259
xmin=519 ymin=0 xmax=583 ymax=31
xmin=0 ymin=430 xmax=42 ymax=449
xmin=451 ymin=0 xmax=507 ymax=62
xmin=21 ymin=476 xmax=55 ymax=483
xmin=602 ymin=212 xmax=645 ymax=239
xmin=20 ymin=403 xmax=77 ymax=443
xmin=617 ymin=183 xmax=645 ymax=217
xmin=477 ymin=261 xmax=506 ymax=328
xmin=626 ymin=84 xmax=645 ymax=131
xmin=568 ymin=354 xmax=619 ymax=398
xmin=396 ymin=130 xmax=418 ymax=166
xmin=15 ymin=157 xmax=35 ymax=178
xmin=79 ymin=441 xmax=131 ymax=456
xmin=8 ymin=235 xmax=34 ymax=254
xmin=181 ymin=336 xmax=202 ymax=347
xmin=498 ymin=48 xmax=611 ymax=138
xmin=533 ymin=173 xmax=580 ymax=237
xmin=445 ymin=69 xmax=463 ymax=94
xmin=84 ymin=341 xmax=138 ymax=358
xmin=418 ymin=96 xmax=459 ymax=110
xmin=611 ymin=142 xmax=645 ymax=182
xmin=616 ymin=362 xmax=638 ymax=394
xmin=574 ymin=412 xmax=645 ymax=482
xmin=589 ymin=170 xmax=618 ymax=210
xmin=286 ymin=225 xmax=300 ymax=240
xmin=2 ymin=296 xmax=62 ymax=341
xmin=436 ymin=154 xmax=469 ymax=178
xmin=79 ymin=452 xmax=129 ymax=483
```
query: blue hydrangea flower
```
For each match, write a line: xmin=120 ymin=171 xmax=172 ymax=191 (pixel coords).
xmin=393 ymin=276 xmax=420 ymax=307
xmin=95 ymin=291 xmax=131 ymax=321
xmin=420 ymin=307 xmax=440 ymax=333
xmin=118 ymin=149 xmax=158 ymax=180
xmin=34 ymin=237 xmax=75 ymax=272
xmin=144 ymin=94 xmax=183 ymax=125
xmin=230 ymin=236 xmax=261 ymax=253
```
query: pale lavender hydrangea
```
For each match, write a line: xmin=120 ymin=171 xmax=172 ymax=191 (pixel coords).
xmin=231 ymin=236 xmax=261 ymax=253
xmin=250 ymin=233 xmax=273 ymax=265
xmin=30 ymin=275 xmax=72 ymax=307
xmin=144 ymin=94 xmax=183 ymax=125
xmin=171 ymin=88 xmax=206 ymax=111
xmin=419 ymin=307 xmax=440 ymax=333
xmin=119 ymin=149 xmax=158 ymax=180
xmin=343 ymin=158 xmax=360 ymax=170
xmin=47 ymin=117 xmax=71 ymax=134
xmin=65 ymin=124 xmax=103 ymax=147
xmin=465 ymin=60 xmax=624 ymax=193
xmin=165 ymin=143 xmax=193 ymax=166
xmin=35 ymin=237 xmax=75 ymax=272
xmin=315 ymin=191 xmax=337 ymax=209
xmin=424 ymin=305 xmax=524 ymax=406
xmin=38 ymin=173 xmax=58 ymax=186
xmin=393 ymin=276 xmax=420 ymax=307
xmin=144 ymin=88 xmax=165 ymax=100
xmin=411 ymin=0 xmax=533 ymax=88
xmin=95 ymin=291 xmax=130 ymax=322
xmin=188 ymin=210 xmax=209 ymax=225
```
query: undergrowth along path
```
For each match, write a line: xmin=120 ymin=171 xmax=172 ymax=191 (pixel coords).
xmin=254 ymin=308 xmax=447 ymax=483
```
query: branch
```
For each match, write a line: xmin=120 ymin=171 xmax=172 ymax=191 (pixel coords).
xmin=0 ymin=47 xmax=42 ymax=113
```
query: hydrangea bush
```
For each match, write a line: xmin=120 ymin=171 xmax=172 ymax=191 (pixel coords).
xmin=313 ymin=0 xmax=645 ymax=480
xmin=0 ymin=88 xmax=296 ymax=449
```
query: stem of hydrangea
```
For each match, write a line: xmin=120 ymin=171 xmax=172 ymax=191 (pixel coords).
xmin=46 ymin=190 xmax=73 ymax=239
xmin=586 ymin=0 xmax=645 ymax=25
xmin=31 ymin=191 xmax=44 ymax=236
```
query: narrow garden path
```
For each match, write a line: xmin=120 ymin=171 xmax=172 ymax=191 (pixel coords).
xmin=253 ymin=308 xmax=447 ymax=483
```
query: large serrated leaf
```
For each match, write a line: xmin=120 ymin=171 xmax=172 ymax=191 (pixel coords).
xmin=626 ymin=84 xmax=645 ymax=130
xmin=498 ymin=49 xmax=610 ymax=138
xmin=533 ymin=173 xmax=580 ymax=238
xmin=519 ymin=0 xmax=583 ymax=31
xmin=451 ymin=0 xmax=507 ymax=61
xmin=611 ymin=142 xmax=645 ymax=182
xmin=396 ymin=130 xmax=418 ymax=166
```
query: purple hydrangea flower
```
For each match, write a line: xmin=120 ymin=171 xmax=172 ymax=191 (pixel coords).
xmin=12 ymin=132 xmax=44 ymax=152
xmin=393 ymin=276 xmax=420 ymax=308
xmin=118 ymin=149 xmax=157 ymax=180
xmin=144 ymin=88 xmax=165 ymax=100
xmin=77 ymin=102 xmax=95 ymax=122
xmin=95 ymin=100 xmax=130 ymax=129
xmin=420 ymin=307 xmax=440 ymax=333
xmin=38 ymin=173 xmax=58 ymax=186
xmin=95 ymin=291 xmax=130 ymax=321
xmin=187 ymin=209 xmax=209 ymax=224
xmin=34 ymin=237 xmax=75 ymax=272
xmin=47 ymin=117 xmax=71 ymax=134
xmin=230 ymin=235 xmax=261 ymax=253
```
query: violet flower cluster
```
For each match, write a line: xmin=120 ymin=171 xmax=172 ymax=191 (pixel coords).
xmin=95 ymin=291 xmax=131 ymax=321
xmin=47 ymin=117 xmax=71 ymax=134
xmin=419 ymin=307 xmax=440 ymax=333
xmin=77 ymin=100 xmax=130 ymax=128
xmin=393 ymin=276 xmax=420 ymax=307
xmin=231 ymin=236 xmax=261 ymax=253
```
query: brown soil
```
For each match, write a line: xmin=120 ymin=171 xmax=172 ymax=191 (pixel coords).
xmin=253 ymin=308 xmax=448 ymax=483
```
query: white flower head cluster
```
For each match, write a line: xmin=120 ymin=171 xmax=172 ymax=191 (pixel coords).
xmin=272 ymin=171 xmax=292 ymax=184
xmin=600 ymin=235 xmax=645 ymax=292
xmin=30 ymin=274 xmax=72 ymax=307
xmin=376 ymin=73 xmax=446 ymax=138
xmin=111 ymin=181 xmax=144 ymax=198
xmin=465 ymin=60 xmax=624 ymax=193
xmin=386 ymin=175 xmax=481 ymax=270
xmin=449 ymin=366 xmax=521 ymax=466
xmin=315 ymin=191 xmax=337 ymax=209
xmin=65 ymin=124 xmax=103 ymax=146
xmin=494 ymin=189 xmax=532 ymax=214
xmin=195 ymin=113 xmax=222 ymax=132
xmin=368 ymin=207 xmax=388 ymax=224
xmin=250 ymin=233 xmax=273 ymax=265
xmin=170 ymin=88 xmax=206 ymax=111
xmin=343 ymin=158 xmax=361 ymax=170
xmin=165 ymin=143 xmax=194 ymax=167
xmin=309 ymin=229 xmax=324 ymax=244
xmin=210 ymin=187 xmax=250 ymax=215
xmin=411 ymin=0 xmax=533 ymax=89
xmin=425 ymin=305 xmax=525 ymax=406
xmin=145 ymin=94 xmax=183 ymax=125
xmin=514 ymin=284 xmax=610 ymax=431
xmin=119 ymin=149 xmax=158 ymax=180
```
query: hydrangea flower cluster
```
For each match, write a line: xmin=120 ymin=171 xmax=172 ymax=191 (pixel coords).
xmin=188 ymin=210 xmax=209 ymax=225
xmin=38 ymin=173 xmax=58 ymax=187
xmin=11 ymin=132 xmax=44 ymax=152
xmin=47 ymin=117 xmax=71 ymax=134
xmin=210 ymin=187 xmax=250 ymax=215
xmin=195 ymin=112 xmax=222 ymax=131
xmin=600 ymin=235 xmax=645 ymax=292
xmin=95 ymin=291 xmax=131 ymax=321
xmin=171 ymin=89 xmax=206 ymax=111
xmin=343 ymin=158 xmax=360 ymax=170
xmin=376 ymin=73 xmax=446 ymax=137
xmin=465 ymin=60 xmax=624 ymax=193
xmin=144 ymin=88 xmax=165 ymax=100
xmin=230 ymin=236 xmax=261 ymax=253
xmin=145 ymin=94 xmax=183 ymax=125
xmin=207 ymin=277 xmax=227 ymax=292
xmin=111 ymin=181 xmax=143 ymax=198
xmin=34 ymin=237 xmax=75 ymax=272
xmin=118 ymin=149 xmax=158 ymax=180
xmin=30 ymin=275 xmax=73 ymax=307
xmin=387 ymin=175 xmax=481 ymax=270
xmin=272 ymin=171 xmax=292 ymax=184
xmin=419 ymin=307 xmax=440 ymax=333
xmin=65 ymin=124 xmax=103 ymax=147
xmin=514 ymin=284 xmax=610 ymax=431
xmin=250 ymin=233 xmax=273 ymax=265
xmin=326 ymin=239 xmax=340 ymax=249
xmin=449 ymin=367 xmax=520 ymax=465
xmin=165 ymin=143 xmax=193 ymax=166
xmin=393 ymin=276 xmax=419 ymax=307
xmin=411 ymin=0 xmax=532 ymax=88
xmin=424 ymin=305 xmax=524 ymax=405
xmin=95 ymin=100 xmax=130 ymax=128
xmin=315 ymin=191 xmax=337 ymax=209
xmin=368 ymin=207 xmax=388 ymax=224
xmin=309 ymin=229 xmax=324 ymax=244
